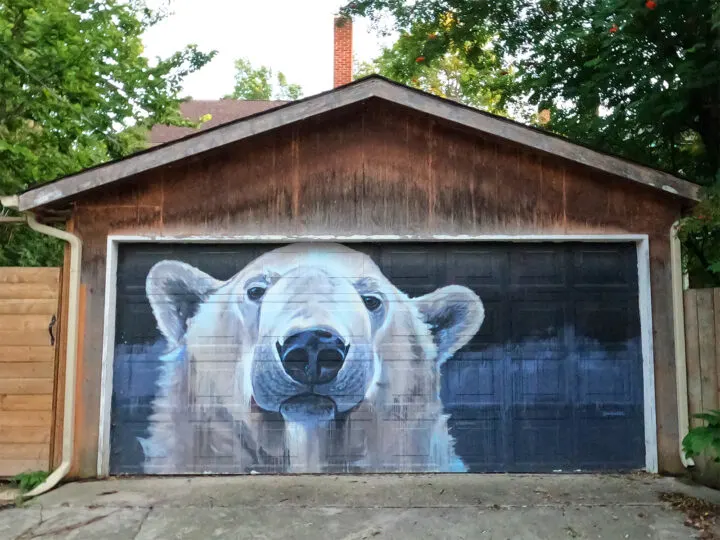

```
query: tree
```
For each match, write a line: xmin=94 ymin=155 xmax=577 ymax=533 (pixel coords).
xmin=355 ymin=22 xmax=508 ymax=115
xmin=226 ymin=58 xmax=303 ymax=101
xmin=343 ymin=0 xmax=720 ymax=183
xmin=0 ymin=0 xmax=215 ymax=266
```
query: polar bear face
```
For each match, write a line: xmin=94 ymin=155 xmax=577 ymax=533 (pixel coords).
xmin=146 ymin=243 xmax=484 ymax=427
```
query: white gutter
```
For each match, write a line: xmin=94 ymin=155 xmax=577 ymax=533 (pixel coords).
xmin=0 ymin=195 xmax=83 ymax=496
xmin=671 ymin=221 xmax=694 ymax=468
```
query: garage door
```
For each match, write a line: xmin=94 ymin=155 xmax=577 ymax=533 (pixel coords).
xmin=110 ymin=242 xmax=645 ymax=474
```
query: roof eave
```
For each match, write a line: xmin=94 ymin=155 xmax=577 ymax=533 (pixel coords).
xmin=16 ymin=76 xmax=700 ymax=210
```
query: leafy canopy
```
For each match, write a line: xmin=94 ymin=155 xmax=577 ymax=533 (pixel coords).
xmin=0 ymin=0 xmax=215 ymax=266
xmin=346 ymin=0 xmax=720 ymax=285
xmin=355 ymin=20 xmax=509 ymax=115
xmin=226 ymin=57 xmax=303 ymax=101
xmin=343 ymin=0 xmax=720 ymax=183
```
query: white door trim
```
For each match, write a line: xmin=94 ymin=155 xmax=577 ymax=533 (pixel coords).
xmin=97 ymin=233 xmax=657 ymax=475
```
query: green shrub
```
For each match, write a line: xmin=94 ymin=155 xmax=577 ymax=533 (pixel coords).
xmin=683 ymin=410 xmax=720 ymax=461
xmin=10 ymin=471 xmax=49 ymax=493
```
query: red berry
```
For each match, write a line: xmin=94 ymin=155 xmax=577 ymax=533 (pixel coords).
xmin=415 ymin=56 xmax=425 ymax=63
xmin=645 ymin=0 xmax=657 ymax=9
xmin=428 ymin=33 xmax=437 ymax=40
xmin=609 ymin=24 xmax=618 ymax=33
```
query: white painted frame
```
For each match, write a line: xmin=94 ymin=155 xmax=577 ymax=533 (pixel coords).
xmin=97 ymin=233 xmax=658 ymax=476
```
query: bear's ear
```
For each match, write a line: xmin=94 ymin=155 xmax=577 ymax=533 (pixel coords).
xmin=146 ymin=261 xmax=221 ymax=346
xmin=413 ymin=285 xmax=485 ymax=363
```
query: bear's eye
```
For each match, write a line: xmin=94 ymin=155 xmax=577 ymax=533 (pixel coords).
xmin=247 ymin=286 xmax=267 ymax=302
xmin=361 ymin=294 xmax=382 ymax=311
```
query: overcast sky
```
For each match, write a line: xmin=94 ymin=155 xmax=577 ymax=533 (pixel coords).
xmin=143 ymin=0 xmax=396 ymax=100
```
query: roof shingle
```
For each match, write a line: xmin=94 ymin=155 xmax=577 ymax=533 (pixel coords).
xmin=148 ymin=99 xmax=286 ymax=145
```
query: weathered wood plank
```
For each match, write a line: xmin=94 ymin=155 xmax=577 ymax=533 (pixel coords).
xmin=684 ymin=290 xmax=703 ymax=427
xmin=0 ymin=299 xmax=59 ymax=315
xmin=0 ymin=314 xmax=56 ymax=332
xmin=0 ymin=426 xmax=50 ymax=444
xmin=0 ymin=395 xmax=52 ymax=411
xmin=0 ymin=443 xmax=49 ymax=460
xmin=0 ymin=411 xmax=51 ymax=427
xmin=0 ymin=459 xmax=48 ymax=477
xmin=0 ymin=283 xmax=58 ymax=300
xmin=0 ymin=346 xmax=55 ymax=363
xmin=0 ymin=379 xmax=53 ymax=395
xmin=0 ymin=268 xmax=59 ymax=284
xmin=0 ymin=362 xmax=54 ymax=379
xmin=697 ymin=289 xmax=718 ymax=413
xmin=0 ymin=330 xmax=54 ymax=347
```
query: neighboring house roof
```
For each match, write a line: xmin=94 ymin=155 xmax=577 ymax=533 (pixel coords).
xmin=148 ymin=99 xmax=286 ymax=145
xmin=14 ymin=76 xmax=700 ymax=211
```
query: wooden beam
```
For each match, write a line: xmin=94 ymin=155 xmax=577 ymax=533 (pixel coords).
xmin=16 ymin=77 xmax=700 ymax=210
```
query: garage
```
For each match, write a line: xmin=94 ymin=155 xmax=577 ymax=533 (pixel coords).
xmin=11 ymin=77 xmax=697 ymax=478
xmin=109 ymin=241 xmax=645 ymax=474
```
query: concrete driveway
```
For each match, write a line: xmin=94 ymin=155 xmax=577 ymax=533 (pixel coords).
xmin=1 ymin=474 xmax=718 ymax=539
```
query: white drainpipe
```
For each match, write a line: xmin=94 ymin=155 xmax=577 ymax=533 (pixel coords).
xmin=0 ymin=195 xmax=83 ymax=496
xmin=670 ymin=221 xmax=694 ymax=468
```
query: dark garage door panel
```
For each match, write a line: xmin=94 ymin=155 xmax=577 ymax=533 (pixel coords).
xmin=111 ymin=242 xmax=645 ymax=474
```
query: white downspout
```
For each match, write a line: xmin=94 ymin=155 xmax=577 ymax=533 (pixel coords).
xmin=0 ymin=195 xmax=83 ymax=496
xmin=671 ymin=221 xmax=694 ymax=468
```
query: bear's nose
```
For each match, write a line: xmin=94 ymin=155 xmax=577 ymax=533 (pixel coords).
xmin=276 ymin=328 xmax=349 ymax=385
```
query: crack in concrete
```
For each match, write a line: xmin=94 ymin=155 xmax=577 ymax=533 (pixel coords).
xmin=131 ymin=507 xmax=152 ymax=540
xmin=16 ymin=509 xmax=119 ymax=539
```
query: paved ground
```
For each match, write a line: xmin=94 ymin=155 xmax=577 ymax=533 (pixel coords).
xmin=1 ymin=474 xmax=719 ymax=539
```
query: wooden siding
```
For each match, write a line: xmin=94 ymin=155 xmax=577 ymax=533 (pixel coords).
xmin=0 ymin=267 xmax=59 ymax=477
xmin=684 ymin=289 xmax=720 ymax=426
xmin=54 ymin=99 xmax=688 ymax=476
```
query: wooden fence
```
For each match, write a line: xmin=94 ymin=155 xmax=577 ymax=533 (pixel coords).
xmin=684 ymin=288 xmax=720 ymax=426
xmin=0 ymin=268 xmax=60 ymax=477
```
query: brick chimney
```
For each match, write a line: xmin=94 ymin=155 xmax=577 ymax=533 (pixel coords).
xmin=333 ymin=16 xmax=353 ymax=88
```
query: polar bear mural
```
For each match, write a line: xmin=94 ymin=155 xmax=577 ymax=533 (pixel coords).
xmin=140 ymin=243 xmax=484 ymax=473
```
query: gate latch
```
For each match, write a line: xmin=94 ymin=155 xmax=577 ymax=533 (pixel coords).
xmin=48 ymin=314 xmax=57 ymax=346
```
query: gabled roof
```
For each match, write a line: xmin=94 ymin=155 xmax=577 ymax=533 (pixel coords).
xmin=15 ymin=76 xmax=700 ymax=211
xmin=148 ymin=99 xmax=286 ymax=145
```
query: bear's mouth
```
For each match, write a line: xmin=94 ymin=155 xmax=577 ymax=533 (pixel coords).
xmin=279 ymin=394 xmax=336 ymax=423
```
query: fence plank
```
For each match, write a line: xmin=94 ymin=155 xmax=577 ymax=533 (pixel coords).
xmin=0 ymin=395 xmax=52 ymax=411
xmin=0 ymin=426 xmax=50 ymax=444
xmin=0 ymin=444 xmax=49 ymax=460
xmin=0 ymin=283 xmax=59 ymax=300
xmin=685 ymin=290 xmax=704 ymax=427
xmin=0 ymin=379 xmax=54 ymax=395
xmin=0 ymin=347 xmax=55 ymax=363
xmin=0 ymin=268 xmax=59 ymax=284
xmin=0 ymin=330 xmax=55 ymax=347
xmin=0 ymin=299 xmax=59 ymax=315
xmin=0 ymin=314 xmax=55 ymax=332
xmin=698 ymin=290 xmax=719 ymax=414
xmin=0 ymin=411 xmax=52 ymax=427
xmin=0 ymin=459 xmax=48 ymax=476
xmin=0 ymin=363 xmax=54 ymax=379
